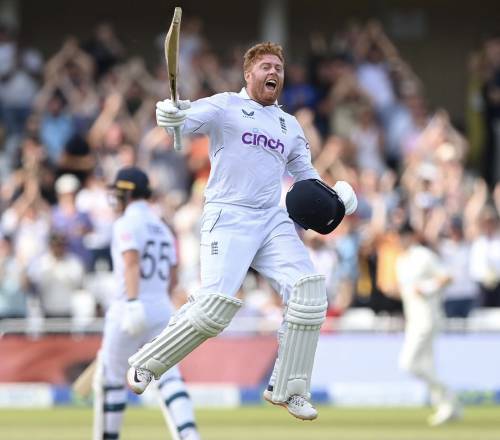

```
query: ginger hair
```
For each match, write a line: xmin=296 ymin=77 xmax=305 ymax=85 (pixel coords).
xmin=243 ymin=42 xmax=284 ymax=73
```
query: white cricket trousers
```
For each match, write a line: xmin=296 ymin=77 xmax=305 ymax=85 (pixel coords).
xmin=398 ymin=327 xmax=452 ymax=406
xmin=99 ymin=301 xmax=198 ymax=438
xmin=198 ymin=203 xmax=316 ymax=302
xmin=102 ymin=300 xmax=182 ymax=384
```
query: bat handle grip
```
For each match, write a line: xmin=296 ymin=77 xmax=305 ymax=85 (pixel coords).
xmin=173 ymin=126 xmax=183 ymax=151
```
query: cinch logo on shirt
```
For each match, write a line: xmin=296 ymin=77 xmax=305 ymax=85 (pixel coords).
xmin=241 ymin=132 xmax=285 ymax=154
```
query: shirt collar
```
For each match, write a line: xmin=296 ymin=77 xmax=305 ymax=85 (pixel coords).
xmin=125 ymin=200 xmax=148 ymax=215
xmin=238 ymin=87 xmax=280 ymax=107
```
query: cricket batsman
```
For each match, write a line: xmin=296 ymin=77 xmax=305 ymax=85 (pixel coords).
xmin=95 ymin=166 xmax=201 ymax=440
xmin=127 ymin=42 xmax=357 ymax=420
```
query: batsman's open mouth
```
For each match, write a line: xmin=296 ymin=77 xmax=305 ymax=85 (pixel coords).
xmin=265 ymin=79 xmax=277 ymax=90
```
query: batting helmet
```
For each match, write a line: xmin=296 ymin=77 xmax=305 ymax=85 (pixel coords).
xmin=110 ymin=166 xmax=152 ymax=199
xmin=285 ymin=179 xmax=345 ymax=235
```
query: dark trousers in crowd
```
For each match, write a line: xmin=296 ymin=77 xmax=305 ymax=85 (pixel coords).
xmin=443 ymin=298 xmax=476 ymax=318
xmin=479 ymin=283 xmax=500 ymax=307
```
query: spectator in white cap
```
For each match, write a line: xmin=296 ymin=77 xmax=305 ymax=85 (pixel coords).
xmin=51 ymin=174 xmax=93 ymax=270
xmin=55 ymin=173 xmax=80 ymax=194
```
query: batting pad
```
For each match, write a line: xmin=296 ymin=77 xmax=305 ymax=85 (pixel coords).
xmin=272 ymin=275 xmax=327 ymax=403
xmin=129 ymin=293 xmax=242 ymax=378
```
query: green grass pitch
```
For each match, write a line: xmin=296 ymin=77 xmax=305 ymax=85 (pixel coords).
xmin=0 ymin=406 xmax=498 ymax=440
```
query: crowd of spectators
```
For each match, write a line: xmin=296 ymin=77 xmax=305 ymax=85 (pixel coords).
xmin=1 ymin=18 xmax=500 ymax=328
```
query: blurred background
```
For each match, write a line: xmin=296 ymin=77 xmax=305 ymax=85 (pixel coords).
xmin=1 ymin=0 xmax=500 ymax=419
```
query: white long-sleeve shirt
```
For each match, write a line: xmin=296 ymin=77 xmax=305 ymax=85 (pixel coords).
xmin=469 ymin=234 xmax=500 ymax=286
xmin=111 ymin=201 xmax=177 ymax=307
xmin=183 ymin=88 xmax=319 ymax=209
xmin=396 ymin=245 xmax=448 ymax=331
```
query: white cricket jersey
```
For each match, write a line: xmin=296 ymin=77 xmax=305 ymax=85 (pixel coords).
xmin=183 ymin=88 xmax=320 ymax=209
xmin=396 ymin=245 xmax=447 ymax=330
xmin=111 ymin=201 xmax=177 ymax=306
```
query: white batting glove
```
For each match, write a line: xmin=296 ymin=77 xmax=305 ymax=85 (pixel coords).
xmin=156 ymin=99 xmax=191 ymax=129
xmin=333 ymin=181 xmax=358 ymax=215
xmin=121 ymin=299 xmax=146 ymax=336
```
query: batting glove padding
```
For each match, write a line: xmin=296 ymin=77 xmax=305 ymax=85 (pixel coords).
xmin=121 ymin=299 xmax=147 ymax=336
xmin=333 ymin=181 xmax=358 ymax=215
xmin=156 ymin=99 xmax=191 ymax=128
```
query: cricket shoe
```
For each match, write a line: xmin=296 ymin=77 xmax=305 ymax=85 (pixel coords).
xmin=428 ymin=402 xmax=463 ymax=427
xmin=126 ymin=366 xmax=153 ymax=394
xmin=263 ymin=389 xmax=318 ymax=420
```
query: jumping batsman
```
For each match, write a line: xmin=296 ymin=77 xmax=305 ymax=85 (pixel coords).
xmin=95 ymin=166 xmax=201 ymax=440
xmin=127 ymin=42 xmax=357 ymax=420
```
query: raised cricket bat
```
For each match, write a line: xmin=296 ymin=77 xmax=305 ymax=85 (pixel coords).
xmin=165 ymin=6 xmax=183 ymax=151
xmin=72 ymin=358 xmax=97 ymax=398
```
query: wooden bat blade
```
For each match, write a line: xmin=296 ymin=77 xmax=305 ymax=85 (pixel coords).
xmin=164 ymin=6 xmax=182 ymax=102
xmin=72 ymin=359 xmax=97 ymax=398
xmin=164 ymin=6 xmax=184 ymax=151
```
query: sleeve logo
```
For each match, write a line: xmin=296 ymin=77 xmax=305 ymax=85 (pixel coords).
xmin=279 ymin=116 xmax=287 ymax=134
